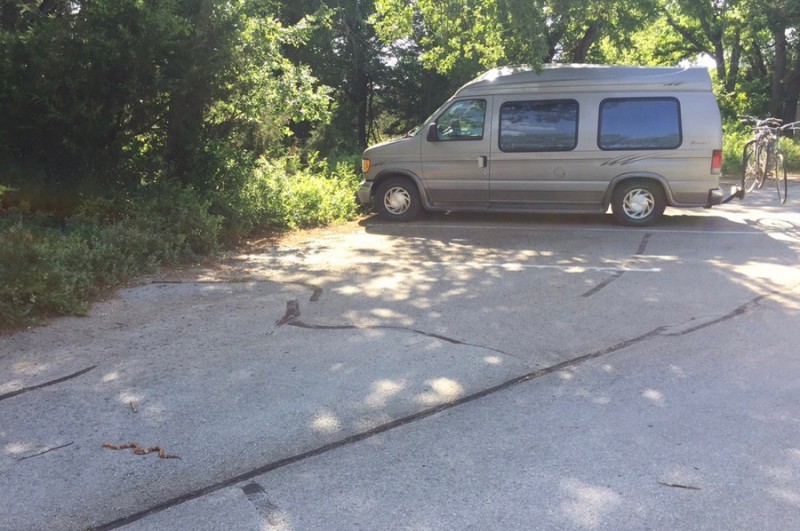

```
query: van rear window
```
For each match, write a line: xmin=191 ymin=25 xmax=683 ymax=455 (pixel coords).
xmin=499 ymin=100 xmax=578 ymax=152
xmin=599 ymin=98 xmax=681 ymax=150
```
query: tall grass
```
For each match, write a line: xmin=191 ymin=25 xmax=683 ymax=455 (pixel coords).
xmin=1 ymin=156 xmax=363 ymax=328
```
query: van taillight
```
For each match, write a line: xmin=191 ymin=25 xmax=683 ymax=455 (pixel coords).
xmin=711 ymin=150 xmax=722 ymax=174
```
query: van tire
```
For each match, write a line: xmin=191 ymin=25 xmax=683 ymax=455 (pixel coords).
xmin=374 ymin=177 xmax=422 ymax=221
xmin=611 ymin=180 xmax=666 ymax=226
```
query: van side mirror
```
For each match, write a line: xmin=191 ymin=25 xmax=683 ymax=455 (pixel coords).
xmin=427 ymin=123 xmax=439 ymax=142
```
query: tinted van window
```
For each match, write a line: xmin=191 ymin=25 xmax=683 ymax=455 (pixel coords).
xmin=435 ymin=99 xmax=487 ymax=141
xmin=599 ymin=98 xmax=681 ymax=150
xmin=499 ymin=100 xmax=578 ymax=152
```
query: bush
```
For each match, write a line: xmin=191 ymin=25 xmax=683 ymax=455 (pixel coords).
xmin=240 ymin=154 xmax=361 ymax=231
xmin=0 ymin=183 xmax=222 ymax=327
xmin=1 ymin=155 xmax=362 ymax=328
xmin=722 ymin=123 xmax=750 ymax=176
xmin=0 ymin=222 xmax=93 ymax=325
xmin=723 ymin=120 xmax=800 ymax=176
xmin=781 ymin=137 xmax=800 ymax=172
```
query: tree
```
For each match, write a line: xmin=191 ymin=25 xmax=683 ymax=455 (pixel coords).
xmin=759 ymin=0 xmax=800 ymax=121
xmin=0 ymin=0 xmax=331 ymax=207
xmin=500 ymin=0 xmax=658 ymax=64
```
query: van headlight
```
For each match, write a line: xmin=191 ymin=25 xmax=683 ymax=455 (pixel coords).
xmin=361 ymin=159 xmax=371 ymax=173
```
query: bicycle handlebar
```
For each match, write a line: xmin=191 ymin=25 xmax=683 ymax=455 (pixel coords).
xmin=739 ymin=115 xmax=783 ymax=128
xmin=778 ymin=121 xmax=800 ymax=132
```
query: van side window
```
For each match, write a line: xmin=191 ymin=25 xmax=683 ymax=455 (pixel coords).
xmin=499 ymin=100 xmax=579 ymax=152
xmin=599 ymin=98 xmax=682 ymax=150
xmin=435 ymin=99 xmax=487 ymax=141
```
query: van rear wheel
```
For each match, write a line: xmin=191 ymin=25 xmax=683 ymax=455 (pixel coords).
xmin=611 ymin=180 xmax=666 ymax=226
xmin=375 ymin=177 xmax=422 ymax=221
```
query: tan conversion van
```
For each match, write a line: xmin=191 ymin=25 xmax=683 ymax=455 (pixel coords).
xmin=357 ymin=64 xmax=724 ymax=226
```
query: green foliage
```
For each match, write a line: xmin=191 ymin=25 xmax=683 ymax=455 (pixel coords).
xmin=240 ymin=155 xmax=361 ymax=231
xmin=0 ymin=222 xmax=93 ymax=324
xmin=0 ymin=184 xmax=222 ymax=327
xmin=722 ymin=120 xmax=800 ymax=176
xmin=373 ymin=0 xmax=505 ymax=75
xmin=721 ymin=121 xmax=751 ymax=176
xmin=0 ymin=155 xmax=363 ymax=327
xmin=0 ymin=0 xmax=333 ymax=203
xmin=780 ymin=138 xmax=800 ymax=173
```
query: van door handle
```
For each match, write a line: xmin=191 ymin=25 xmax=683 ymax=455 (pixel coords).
xmin=478 ymin=156 xmax=488 ymax=168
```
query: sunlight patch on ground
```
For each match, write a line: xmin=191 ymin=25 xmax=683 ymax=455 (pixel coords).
xmin=560 ymin=478 xmax=622 ymax=529
xmin=642 ymin=389 xmax=664 ymax=405
xmin=0 ymin=380 xmax=23 ymax=394
xmin=364 ymin=379 xmax=407 ymax=408
xmin=4 ymin=441 xmax=33 ymax=455
xmin=416 ymin=377 xmax=465 ymax=405
xmin=11 ymin=362 xmax=51 ymax=376
xmin=311 ymin=411 xmax=342 ymax=434
xmin=769 ymin=488 xmax=800 ymax=508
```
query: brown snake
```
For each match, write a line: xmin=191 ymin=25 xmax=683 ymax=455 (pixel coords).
xmin=102 ymin=442 xmax=180 ymax=459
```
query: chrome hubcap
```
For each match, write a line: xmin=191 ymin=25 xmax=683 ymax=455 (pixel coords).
xmin=384 ymin=187 xmax=411 ymax=214
xmin=623 ymin=189 xmax=654 ymax=219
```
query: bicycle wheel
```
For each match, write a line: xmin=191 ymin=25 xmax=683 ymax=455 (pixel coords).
xmin=742 ymin=140 xmax=759 ymax=193
xmin=756 ymin=143 xmax=769 ymax=188
xmin=775 ymin=151 xmax=787 ymax=204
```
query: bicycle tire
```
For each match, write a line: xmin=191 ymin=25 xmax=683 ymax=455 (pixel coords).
xmin=756 ymin=143 xmax=768 ymax=188
xmin=776 ymin=151 xmax=787 ymax=204
xmin=742 ymin=140 xmax=759 ymax=193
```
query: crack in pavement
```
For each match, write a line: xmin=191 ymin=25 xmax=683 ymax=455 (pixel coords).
xmin=582 ymin=271 xmax=624 ymax=298
xmin=582 ymin=232 xmax=653 ymax=298
xmin=89 ymin=286 xmax=794 ymax=530
xmin=286 ymin=320 xmax=517 ymax=359
xmin=17 ymin=442 xmax=74 ymax=461
xmin=635 ymin=232 xmax=653 ymax=256
xmin=0 ymin=365 xmax=97 ymax=402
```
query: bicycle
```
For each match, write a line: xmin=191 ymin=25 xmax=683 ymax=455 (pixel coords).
xmin=739 ymin=115 xmax=782 ymax=194
xmin=772 ymin=121 xmax=800 ymax=204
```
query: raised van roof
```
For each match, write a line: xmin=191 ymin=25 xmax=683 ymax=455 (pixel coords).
xmin=456 ymin=64 xmax=713 ymax=96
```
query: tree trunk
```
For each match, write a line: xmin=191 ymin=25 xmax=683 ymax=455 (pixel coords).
xmin=570 ymin=23 xmax=600 ymax=63
xmin=771 ymin=26 xmax=787 ymax=119
xmin=726 ymin=29 xmax=742 ymax=93
xmin=784 ymin=65 xmax=800 ymax=125
xmin=355 ymin=68 xmax=369 ymax=148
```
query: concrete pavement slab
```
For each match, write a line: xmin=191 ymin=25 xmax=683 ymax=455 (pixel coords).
xmin=120 ymin=286 xmax=800 ymax=530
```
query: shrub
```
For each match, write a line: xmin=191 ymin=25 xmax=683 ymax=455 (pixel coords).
xmin=134 ymin=182 xmax=222 ymax=258
xmin=0 ymin=183 xmax=222 ymax=327
xmin=0 ymin=222 xmax=93 ymax=325
xmin=723 ymin=120 xmax=800 ymax=176
xmin=781 ymin=137 xmax=800 ymax=172
xmin=1 ymin=155 xmax=362 ymax=327
xmin=241 ymin=154 xmax=361 ymax=231
xmin=722 ymin=123 xmax=750 ymax=176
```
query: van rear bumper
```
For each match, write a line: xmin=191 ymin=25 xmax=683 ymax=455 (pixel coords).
xmin=705 ymin=188 xmax=724 ymax=208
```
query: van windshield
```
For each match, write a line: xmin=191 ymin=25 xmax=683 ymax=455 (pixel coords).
xmin=405 ymin=108 xmax=441 ymax=137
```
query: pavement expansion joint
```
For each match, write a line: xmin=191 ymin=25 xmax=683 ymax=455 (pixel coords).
xmin=88 ymin=284 xmax=796 ymax=530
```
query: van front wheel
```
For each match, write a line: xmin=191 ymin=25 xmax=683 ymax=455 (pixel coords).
xmin=375 ymin=177 xmax=422 ymax=221
xmin=611 ymin=180 xmax=666 ymax=226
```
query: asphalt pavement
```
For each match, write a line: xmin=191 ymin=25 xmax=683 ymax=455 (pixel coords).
xmin=1 ymin=179 xmax=799 ymax=530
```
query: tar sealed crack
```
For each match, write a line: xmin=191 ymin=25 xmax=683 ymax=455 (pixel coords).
xmin=17 ymin=442 xmax=74 ymax=461
xmin=287 ymin=320 xmax=512 ymax=357
xmin=0 ymin=366 xmax=97 ymax=402
xmin=275 ymin=299 xmax=301 ymax=326
xmin=91 ymin=289 xmax=779 ymax=531
xmin=582 ymin=271 xmax=624 ymax=297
